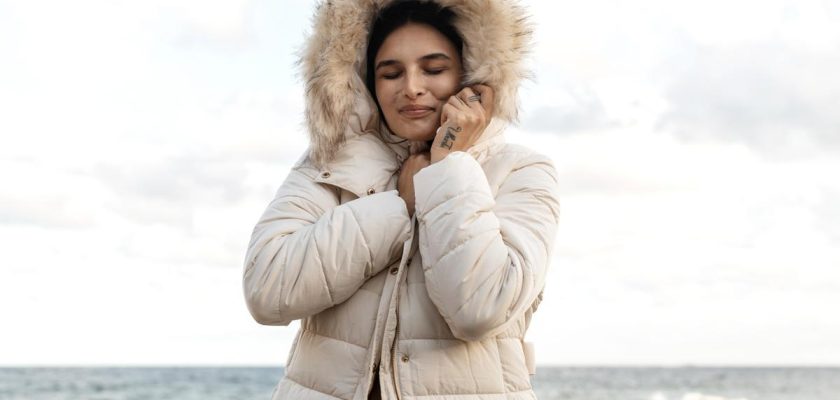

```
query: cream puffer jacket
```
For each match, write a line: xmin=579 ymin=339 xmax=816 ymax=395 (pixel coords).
xmin=242 ymin=1 xmax=561 ymax=399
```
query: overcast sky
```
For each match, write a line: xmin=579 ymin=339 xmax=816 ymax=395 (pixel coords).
xmin=1 ymin=0 xmax=838 ymax=366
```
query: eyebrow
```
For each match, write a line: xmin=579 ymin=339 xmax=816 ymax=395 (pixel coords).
xmin=375 ymin=53 xmax=452 ymax=71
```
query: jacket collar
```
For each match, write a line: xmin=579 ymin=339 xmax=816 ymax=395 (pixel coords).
xmin=314 ymin=118 xmax=508 ymax=198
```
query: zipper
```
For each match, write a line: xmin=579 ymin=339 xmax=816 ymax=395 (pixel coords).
xmin=389 ymin=214 xmax=416 ymax=399
xmin=390 ymin=295 xmax=402 ymax=399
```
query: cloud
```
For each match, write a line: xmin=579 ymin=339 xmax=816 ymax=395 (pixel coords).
xmin=655 ymin=39 xmax=840 ymax=158
xmin=522 ymin=85 xmax=618 ymax=135
xmin=94 ymin=156 xmax=249 ymax=205
xmin=168 ymin=0 xmax=254 ymax=39
xmin=0 ymin=196 xmax=92 ymax=228
xmin=524 ymin=0 xmax=840 ymax=159
xmin=0 ymin=160 xmax=106 ymax=228
xmin=88 ymin=151 xmax=292 ymax=227
xmin=553 ymin=164 xmax=685 ymax=196
xmin=89 ymin=157 xmax=238 ymax=229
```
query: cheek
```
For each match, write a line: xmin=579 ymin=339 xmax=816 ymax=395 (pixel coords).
xmin=430 ymin=76 xmax=461 ymax=100
xmin=375 ymin=82 xmax=394 ymax=109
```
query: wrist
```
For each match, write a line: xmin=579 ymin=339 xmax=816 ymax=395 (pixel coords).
xmin=430 ymin=148 xmax=450 ymax=163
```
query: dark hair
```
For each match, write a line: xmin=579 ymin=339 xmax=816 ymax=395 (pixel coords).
xmin=365 ymin=1 xmax=463 ymax=103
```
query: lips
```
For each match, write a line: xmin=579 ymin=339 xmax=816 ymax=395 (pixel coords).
xmin=399 ymin=105 xmax=434 ymax=118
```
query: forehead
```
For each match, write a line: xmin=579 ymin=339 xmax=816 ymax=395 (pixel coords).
xmin=375 ymin=22 xmax=459 ymax=62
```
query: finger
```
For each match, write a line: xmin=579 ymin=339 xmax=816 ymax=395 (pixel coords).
xmin=446 ymin=98 xmax=475 ymax=129
xmin=454 ymin=88 xmax=469 ymax=105
xmin=471 ymin=84 xmax=495 ymax=116
xmin=451 ymin=91 xmax=483 ymax=126
xmin=410 ymin=153 xmax=428 ymax=165
xmin=457 ymin=86 xmax=475 ymax=102
xmin=451 ymin=91 xmax=471 ymax=109
xmin=442 ymin=99 xmax=466 ymax=127
xmin=447 ymin=95 xmax=470 ymax=113
xmin=440 ymin=102 xmax=457 ymax=125
xmin=458 ymin=86 xmax=484 ymax=112
xmin=418 ymin=155 xmax=431 ymax=168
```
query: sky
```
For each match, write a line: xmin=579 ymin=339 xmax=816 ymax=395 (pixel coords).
xmin=1 ymin=0 xmax=838 ymax=366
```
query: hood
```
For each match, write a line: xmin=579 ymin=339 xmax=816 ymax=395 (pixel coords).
xmin=297 ymin=0 xmax=534 ymax=167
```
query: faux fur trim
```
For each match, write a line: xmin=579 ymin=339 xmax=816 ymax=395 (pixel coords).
xmin=297 ymin=0 xmax=534 ymax=167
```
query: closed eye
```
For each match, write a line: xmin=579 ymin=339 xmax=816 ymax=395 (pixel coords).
xmin=381 ymin=68 xmax=448 ymax=80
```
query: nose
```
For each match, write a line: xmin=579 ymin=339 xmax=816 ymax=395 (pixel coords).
xmin=404 ymin=69 xmax=426 ymax=99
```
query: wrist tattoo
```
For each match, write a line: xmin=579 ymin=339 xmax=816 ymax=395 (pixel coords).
xmin=440 ymin=125 xmax=461 ymax=150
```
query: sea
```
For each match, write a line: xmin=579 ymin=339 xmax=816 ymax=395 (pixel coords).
xmin=0 ymin=367 xmax=837 ymax=400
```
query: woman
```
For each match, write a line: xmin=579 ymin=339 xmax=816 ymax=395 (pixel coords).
xmin=243 ymin=1 xmax=560 ymax=399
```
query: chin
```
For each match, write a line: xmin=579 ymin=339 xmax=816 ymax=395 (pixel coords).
xmin=390 ymin=122 xmax=438 ymax=142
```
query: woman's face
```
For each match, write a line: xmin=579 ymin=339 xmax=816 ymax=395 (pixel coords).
xmin=373 ymin=22 xmax=463 ymax=141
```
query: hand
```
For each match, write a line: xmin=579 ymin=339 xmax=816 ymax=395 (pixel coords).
xmin=398 ymin=152 xmax=431 ymax=217
xmin=431 ymin=84 xmax=495 ymax=163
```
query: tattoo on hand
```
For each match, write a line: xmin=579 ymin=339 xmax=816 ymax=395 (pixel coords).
xmin=440 ymin=125 xmax=461 ymax=150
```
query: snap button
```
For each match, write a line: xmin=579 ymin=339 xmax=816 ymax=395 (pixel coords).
xmin=367 ymin=187 xmax=376 ymax=195
xmin=320 ymin=171 xmax=331 ymax=178
xmin=401 ymin=355 xmax=409 ymax=363
xmin=389 ymin=267 xmax=398 ymax=275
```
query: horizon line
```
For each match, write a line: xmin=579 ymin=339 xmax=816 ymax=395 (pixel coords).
xmin=2 ymin=363 xmax=839 ymax=369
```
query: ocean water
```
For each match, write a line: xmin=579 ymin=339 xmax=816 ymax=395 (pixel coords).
xmin=0 ymin=366 xmax=837 ymax=400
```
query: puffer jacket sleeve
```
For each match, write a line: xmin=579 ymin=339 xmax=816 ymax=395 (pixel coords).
xmin=243 ymin=165 xmax=412 ymax=326
xmin=413 ymin=151 xmax=560 ymax=341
